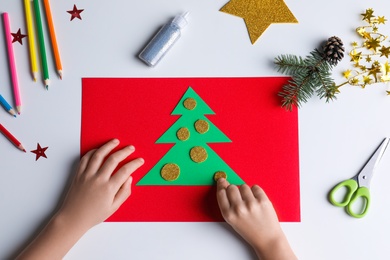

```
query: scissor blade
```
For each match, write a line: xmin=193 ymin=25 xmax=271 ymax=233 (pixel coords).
xmin=358 ymin=138 xmax=390 ymax=188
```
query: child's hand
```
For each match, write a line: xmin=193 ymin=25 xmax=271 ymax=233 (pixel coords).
xmin=57 ymin=139 xmax=144 ymax=232
xmin=216 ymin=178 xmax=296 ymax=260
xmin=16 ymin=139 xmax=144 ymax=260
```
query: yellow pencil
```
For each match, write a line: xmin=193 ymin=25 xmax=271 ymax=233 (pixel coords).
xmin=24 ymin=0 xmax=38 ymax=82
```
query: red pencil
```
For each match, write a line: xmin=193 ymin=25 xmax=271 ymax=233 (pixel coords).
xmin=0 ymin=123 xmax=26 ymax=152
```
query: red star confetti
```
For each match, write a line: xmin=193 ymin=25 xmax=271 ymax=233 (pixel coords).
xmin=11 ymin=29 xmax=27 ymax=45
xmin=67 ymin=5 xmax=84 ymax=21
xmin=31 ymin=143 xmax=48 ymax=161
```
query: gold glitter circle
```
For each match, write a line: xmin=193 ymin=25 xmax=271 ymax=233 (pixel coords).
xmin=176 ymin=127 xmax=190 ymax=141
xmin=183 ymin=98 xmax=197 ymax=110
xmin=194 ymin=119 xmax=209 ymax=134
xmin=161 ymin=163 xmax=180 ymax=181
xmin=190 ymin=146 xmax=208 ymax=163
xmin=214 ymin=171 xmax=227 ymax=181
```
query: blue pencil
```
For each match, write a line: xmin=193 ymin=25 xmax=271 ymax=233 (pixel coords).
xmin=0 ymin=94 xmax=17 ymax=117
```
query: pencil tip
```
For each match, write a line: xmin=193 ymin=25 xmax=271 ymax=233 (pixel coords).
xmin=13 ymin=115 xmax=16 ymax=118
xmin=58 ymin=70 xmax=63 ymax=79
xmin=44 ymin=79 xmax=50 ymax=89
xmin=23 ymin=149 xmax=26 ymax=153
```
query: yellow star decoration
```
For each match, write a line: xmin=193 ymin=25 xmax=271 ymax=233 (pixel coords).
xmin=220 ymin=0 xmax=298 ymax=44
xmin=365 ymin=38 xmax=381 ymax=51
xmin=361 ymin=9 xmax=374 ymax=22
xmin=363 ymin=76 xmax=372 ymax=86
xmin=379 ymin=46 xmax=390 ymax=58
xmin=343 ymin=70 xmax=352 ymax=79
xmin=378 ymin=16 xmax=387 ymax=24
xmin=351 ymin=78 xmax=359 ymax=85
xmin=338 ymin=8 xmax=390 ymax=95
xmin=350 ymin=50 xmax=362 ymax=63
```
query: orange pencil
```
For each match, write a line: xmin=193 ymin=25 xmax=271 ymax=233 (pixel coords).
xmin=0 ymin=123 xmax=26 ymax=152
xmin=43 ymin=0 xmax=63 ymax=79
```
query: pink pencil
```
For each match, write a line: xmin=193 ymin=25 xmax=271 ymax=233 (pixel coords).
xmin=2 ymin=13 xmax=22 ymax=115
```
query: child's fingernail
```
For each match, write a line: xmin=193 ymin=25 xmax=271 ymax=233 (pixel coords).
xmin=128 ymin=145 xmax=135 ymax=151
xmin=113 ymin=139 xmax=120 ymax=144
xmin=217 ymin=178 xmax=225 ymax=184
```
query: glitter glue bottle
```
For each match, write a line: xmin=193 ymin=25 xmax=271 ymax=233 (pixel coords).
xmin=139 ymin=12 xmax=189 ymax=67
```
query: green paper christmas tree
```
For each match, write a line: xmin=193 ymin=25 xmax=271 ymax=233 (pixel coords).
xmin=137 ymin=87 xmax=245 ymax=186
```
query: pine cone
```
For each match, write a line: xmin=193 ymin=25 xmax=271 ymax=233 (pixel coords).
xmin=323 ymin=36 xmax=345 ymax=65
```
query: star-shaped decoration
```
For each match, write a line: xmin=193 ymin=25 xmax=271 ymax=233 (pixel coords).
xmin=31 ymin=143 xmax=48 ymax=161
xmin=67 ymin=4 xmax=84 ymax=21
xmin=368 ymin=64 xmax=381 ymax=82
xmin=361 ymin=8 xmax=374 ymax=23
xmin=11 ymin=29 xmax=27 ymax=45
xmin=364 ymin=37 xmax=381 ymax=51
xmin=343 ymin=70 xmax=352 ymax=79
xmin=377 ymin=16 xmax=387 ymax=24
xmin=350 ymin=51 xmax=362 ymax=63
xmin=352 ymin=41 xmax=359 ymax=47
xmin=359 ymin=65 xmax=367 ymax=71
xmin=366 ymin=56 xmax=372 ymax=62
xmin=379 ymin=45 xmax=390 ymax=58
xmin=363 ymin=75 xmax=372 ymax=86
xmin=350 ymin=78 xmax=359 ymax=85
xmin=220 ymin=0 xmax=298 ymax=44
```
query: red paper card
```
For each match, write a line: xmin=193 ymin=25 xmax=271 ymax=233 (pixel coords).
xmin=81 ymin=77 xmax=300 ymax=222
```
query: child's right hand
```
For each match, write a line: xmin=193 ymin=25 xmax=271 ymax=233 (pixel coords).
xmin=216 ymin=178 xmax=297 ymax=260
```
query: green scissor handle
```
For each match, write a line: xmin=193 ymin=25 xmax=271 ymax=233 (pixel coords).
xmin=329 ymin=179 xmax=359 ymax=207
xmin=329 ymin=179 xmax=371 ymax=218
xmin=346 ymin=187 xmax=370 ymax=218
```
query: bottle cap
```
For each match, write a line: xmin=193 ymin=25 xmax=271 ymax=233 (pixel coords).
xmin=172 ymin=12 xmax=189 ymax=29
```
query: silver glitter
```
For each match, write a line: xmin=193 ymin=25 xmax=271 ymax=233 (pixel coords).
xmin=139 ymin=12 xmax=189 ymax=67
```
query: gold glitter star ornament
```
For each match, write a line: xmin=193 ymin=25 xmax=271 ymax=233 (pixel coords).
xmin=220 ymin=0 xmax=298 ymax=44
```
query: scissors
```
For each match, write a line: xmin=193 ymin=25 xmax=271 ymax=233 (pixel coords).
xmin=329 ymin=138 xmax=389 ymax=218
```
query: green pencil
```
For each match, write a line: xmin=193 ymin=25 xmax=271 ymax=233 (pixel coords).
xmin=33 ymin=0 xmax=50 ymax=89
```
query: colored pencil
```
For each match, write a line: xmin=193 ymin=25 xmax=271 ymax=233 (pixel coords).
xmin=24 ymin=0 xmax=39 ymax=82
xmin=33 ymin=0 xmax=50 ymax=89
xmin=0 ymin=94 xmax=17 ymax=117
xmin=43 ymin=0 xmax=62 ymax=79
xmin=2 ymin=13 xmax=22 ymax=115
xmin=0 ymin=124 xmax=26 ymax=152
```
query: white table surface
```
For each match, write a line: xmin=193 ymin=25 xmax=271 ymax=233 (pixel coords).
xmin=1 ymin=0 xmax=390 ymax=259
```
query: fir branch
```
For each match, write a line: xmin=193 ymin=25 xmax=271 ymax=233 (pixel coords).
xmin=275 ymin=37 xmax=344 ymax=110
xmin=275 ymin=55 xmax=306 ymax=75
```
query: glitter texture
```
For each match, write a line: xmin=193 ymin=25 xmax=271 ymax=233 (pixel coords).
xmin=183 ymin=97 xmax=197 ymax=110
xmin=176 ymin=127 xmax=190 ymax=141
xmin=220 ymin=0 xmax=298 ymax=44
xmin=139 ymin=12 xmax=189 ymax=67
xmin=214 ymin=171 xmax=227 ymax=181
xmin=190 ymin=146 xmax=208 ymax=163
xmin=194 ymin=119 xmax=209 ymax=134
xmin=161 ymin=163 xmax=180 ymax=181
